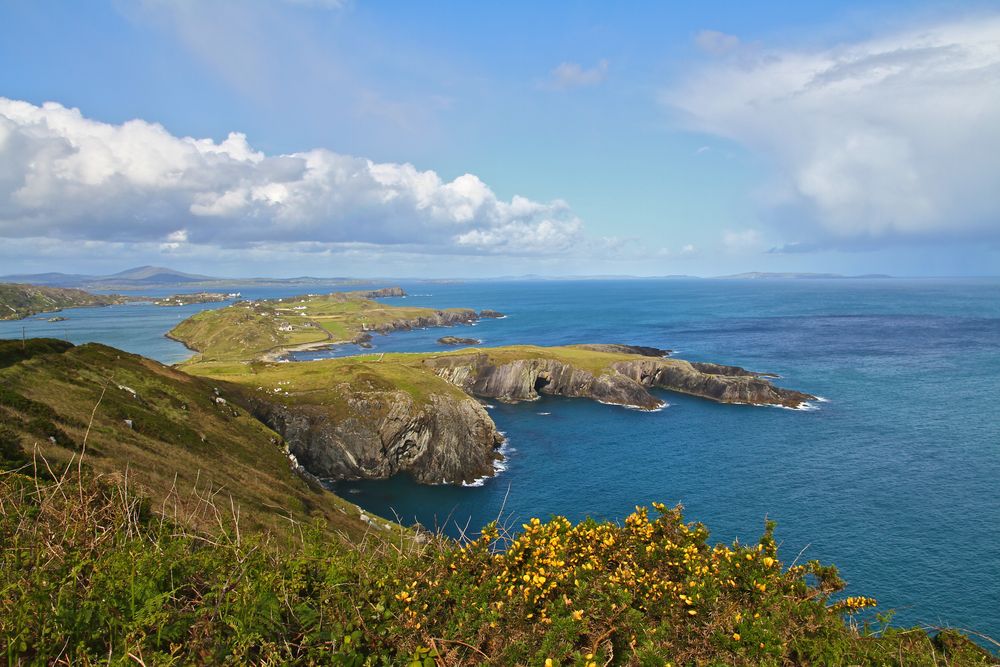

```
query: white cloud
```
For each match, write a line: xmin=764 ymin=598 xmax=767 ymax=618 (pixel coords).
xmin=0 ymin=98 xmax=582 ymax=255
xmin=722 ymin=229 xmax=763 ymax=253
xmin=666 ymin=17 xmax=1000 ymax=250
xmin=694 ymin=30 xmax=741 ymax=56
xmin=544 ymin=60 xmax=609 ymax=91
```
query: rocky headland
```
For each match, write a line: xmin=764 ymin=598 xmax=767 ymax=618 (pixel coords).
xmin=244 ymin=384 xmax=503 ymax=485
xmin=168 ymin=286 xmax=504 ymax=362
xmin=169 ymin=289 xmax=814 ymax=486
xmin=438 ymin=335 xmax=482 ymax=346
xmin=0 ymin=282 xmax=134 ymax=320
xmin=183 ymin=342 xmax=814 ymax=486
xmin=420 ymin=346 xmax=813 ymax=410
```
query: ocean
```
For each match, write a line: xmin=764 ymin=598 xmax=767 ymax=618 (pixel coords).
xmin=2 ymin=277 xmax=998 ymax=638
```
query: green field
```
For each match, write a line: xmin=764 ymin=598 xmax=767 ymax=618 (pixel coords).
xmin=169 ymin=288 xmax=479 ymax=362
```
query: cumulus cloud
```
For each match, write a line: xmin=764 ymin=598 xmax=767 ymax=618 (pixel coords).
xmin=544 ymin=60 xmax=609 ymax=90
xmin=665 ymin=17 xmax=1000 ymax=250
xmin=0 ymin=98 xmax=582 ymax=255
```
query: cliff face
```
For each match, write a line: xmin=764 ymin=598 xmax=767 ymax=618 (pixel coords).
xmin=611 ymin=358 xmax=812 ymax=408
xmin=421 ymin=352 xmax=814 ymax=410
xmin=244 ymin=388 xmax=503 ymax=485
xmin=362 ymin=309 xmax=501 ymax=336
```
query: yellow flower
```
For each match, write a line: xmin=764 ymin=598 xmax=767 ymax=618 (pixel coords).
xmin=571 ymin=609 xmax=584 ymax=621
xmin=732 ymin=632 xmax=741 ymax=641
xmin=762 ymin=556 xmax=775 ymax=567
xmin=544 ymin=660 xmax=554 ymax=667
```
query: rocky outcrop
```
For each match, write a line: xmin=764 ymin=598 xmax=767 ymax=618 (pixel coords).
xmin=572 ymin=344 xmax=671 ymax=357
xmin=610 ymin=358 xmax=810 ymax=408
xmin=421 ymin=351 xmax=814 ymax=410
xmin=355 ymin=287 xmax=406 ymax=298
xmin=478 ymin=310 xmax=504 ymax=319
xmin=438 ymin=336 xmax=481 ymax=346
xmin=360 ymin=308 xmax=504 ymax=339
xmin=364 ymin=309 xmax=481 ymax=335
xmin=244 ymin=390 xmax=504 ymax=485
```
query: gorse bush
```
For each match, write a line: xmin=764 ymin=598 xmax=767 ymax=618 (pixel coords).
xmin=0 ymin=466 xmax=996 ymax=666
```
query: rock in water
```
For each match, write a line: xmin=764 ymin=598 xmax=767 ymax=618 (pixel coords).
xmin=438 ymin=336 xmax=482 ymax=346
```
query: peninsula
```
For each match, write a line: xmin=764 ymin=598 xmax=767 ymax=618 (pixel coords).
xmin=167 ymin=286 xmax=502 ymax=361
xmin=168 ymin=288 xmax=816 ymax=486
xmin=0 ymin=282 xmax=133 ymax=320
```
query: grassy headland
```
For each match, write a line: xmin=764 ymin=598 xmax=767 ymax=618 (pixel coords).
xmin=168 ymin=287 xmax=487 ymax=362
xmin=0 ymin=282 xmax=133 ymax=320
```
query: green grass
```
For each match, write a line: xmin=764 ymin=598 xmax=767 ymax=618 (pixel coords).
xmin=0 ymin=283 xmax=131 ymax=320
xmin=0 ymin=339 xmax=390 ymax=540
xmin=1 ymin=471 xmax=994 ymax=665
xmin=183 ymin=354 xmax=472 ymax=421
xmin=169 ymin=289 xmax=479 ymax=362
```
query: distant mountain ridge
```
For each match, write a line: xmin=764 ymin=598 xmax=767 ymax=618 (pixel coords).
xmin=0 ymin=266 xmax=368 ymax=290
xmin=0 ymin=266 xmax=211 ymax=287
xmin=716 ymin=272 xmax=893 ymax=280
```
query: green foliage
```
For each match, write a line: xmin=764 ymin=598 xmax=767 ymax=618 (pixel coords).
xmin=0 ymin=424 xmax=26 ymax=469
xmin=0 ymin=283 xmax=129 ymax=321
xmin=0 ymin=338 xmax=75 ymax=368
xmin=1 ymin=473 xmax=994 ymax=666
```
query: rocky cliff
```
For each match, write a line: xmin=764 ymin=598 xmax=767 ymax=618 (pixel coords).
xmin=186 ymin=344 xmax=815 ymax=487
xmin=362 ymin=309 xmax=504 ymax=336
xmin=420 ymin=349 xmax=814 ymax=410
xmin=238 ymin=377 xmax=504 ymax=485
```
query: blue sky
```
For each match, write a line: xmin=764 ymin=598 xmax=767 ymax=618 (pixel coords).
xmin=1 ymin=0 xmax=998 ymax=277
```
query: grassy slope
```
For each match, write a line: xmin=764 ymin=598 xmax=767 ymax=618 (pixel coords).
xmin=0 ymin=282 xmax=129 ymax=320
xmin=0 ymin=339 xmax=394 ymax=540
xmin=183 ymin=354 xmax=473 ymax=422
xmin=181 ymin=345 xmax=668 ymax=406
xmin=168 ymin=290 xmax=476 ymax=361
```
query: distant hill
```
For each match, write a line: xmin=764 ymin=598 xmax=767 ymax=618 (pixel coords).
xmin=0 ymin=266 xmax=371 ymax=290
xmin=717 ymin=272 xmax=893 ymax=280
xmin=0 ymin=283 xmax=131 ymax=320
xmin=101 ymin=265 xmax=214 ymax=284
xmin=0 ymin=266 xmax=212 ymax=288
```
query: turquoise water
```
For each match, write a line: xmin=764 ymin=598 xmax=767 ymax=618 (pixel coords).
xmin=2 ymin=278 xmax=998 ymax=637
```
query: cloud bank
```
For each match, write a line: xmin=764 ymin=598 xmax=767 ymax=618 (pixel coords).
xmin=0 ymin=98 xmax=581 ymax=255
xmin=667 ymin=17 xmax=1000 ymax=250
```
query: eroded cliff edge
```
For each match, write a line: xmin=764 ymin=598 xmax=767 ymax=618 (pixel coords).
xmin=420 ymin=345 xmax=814 ymax=410
xmin=189 ymin=344 xmax=814 ymax=486
xmin=212 ymin=361 xmax=505 ymax=485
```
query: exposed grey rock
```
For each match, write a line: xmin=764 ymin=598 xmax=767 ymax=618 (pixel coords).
xmin=438 ymin=336 xmax=482 ymax=346
xmin=421 ymin=352 xmax=814 ymax=410
xmin=572 ymin=344 xmax=671 ymax=357
xmin=244 ymin=391 xmax=503 ymax=485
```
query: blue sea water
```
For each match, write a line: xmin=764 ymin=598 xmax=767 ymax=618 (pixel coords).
xmin=2 ymin=277 xmax=998 ymax=638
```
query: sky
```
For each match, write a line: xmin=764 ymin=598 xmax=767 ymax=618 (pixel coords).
xmin=1 ymin=0 xmax=999 ymax=278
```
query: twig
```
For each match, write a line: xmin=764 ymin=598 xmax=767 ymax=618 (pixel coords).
xmin=431 ymin=637 xmax=491 ymax=662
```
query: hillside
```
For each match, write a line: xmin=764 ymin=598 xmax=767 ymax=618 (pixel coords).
xmin=0 ymin=283 xmax=132 ymax=320
xmin=0 ymin=338 xmax=393 ymax=539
